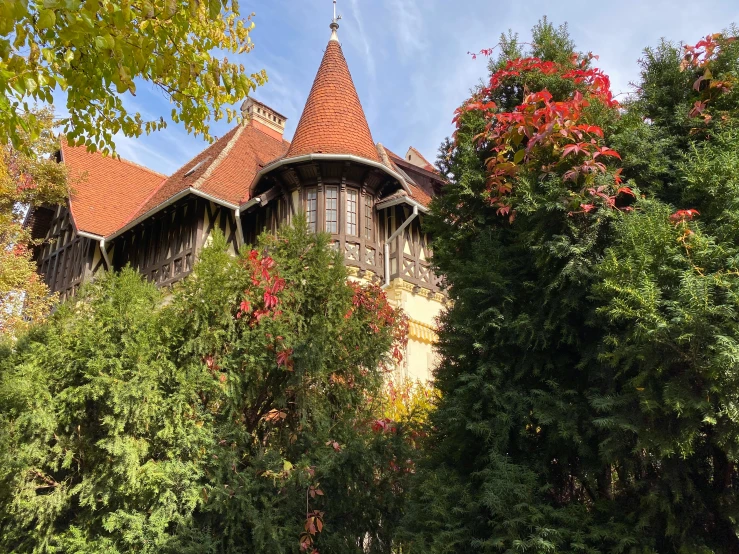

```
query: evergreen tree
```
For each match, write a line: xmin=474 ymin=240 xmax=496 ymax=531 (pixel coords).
xmin=0 ymin=223 xmax=413 ymax=554
xmin=401 ymin=20 xmax=739 ymax=553
xmin=592 ymin=30 xmax=739 ymax=552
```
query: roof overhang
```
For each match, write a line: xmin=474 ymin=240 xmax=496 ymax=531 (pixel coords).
xmin=242 ymin=153 xmax=413 ymax=211
xmin=391 ymin=155 xmax=445 ymax=182
xmin=375 ymin=195 xmax=429 ymax=213
xmin=105 ymin=188 xmax=238 ymax=240
xmin=77 ymin=230 xmax=104 ymax=241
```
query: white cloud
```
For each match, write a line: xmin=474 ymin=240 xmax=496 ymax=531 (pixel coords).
xmin=47 ymin=0 xmax=739 ymax=173
xmin=348 ymin=0 xmax=377 ymax=81
xmin=113 ymin=133 xmax=181 ymax=176
xmin=386 ymin=0 xmax=427 ymax=58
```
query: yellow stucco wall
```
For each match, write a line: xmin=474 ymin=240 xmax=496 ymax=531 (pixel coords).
xmin=385 ymin=278 xmax=445 ymax=383
xmin=343 ymin=270 xmax=446 ymax=383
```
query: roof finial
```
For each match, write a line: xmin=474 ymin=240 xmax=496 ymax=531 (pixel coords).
xmin=330 ymin=0 xmax=341 ymax=42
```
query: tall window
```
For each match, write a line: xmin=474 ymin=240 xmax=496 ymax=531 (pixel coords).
xmin=306 ymin=188 xmax=317 ymax=232
xmin=364 ymin=195 xmax=373 ymax=240
xmin=325 ymin=187 xmax=338 ymax=234
xmin=346 ymin=189 xmax=358 ymax=236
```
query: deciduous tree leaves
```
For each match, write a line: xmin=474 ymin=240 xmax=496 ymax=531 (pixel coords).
xmin=0 ymin=0 xmax=267 ymax=154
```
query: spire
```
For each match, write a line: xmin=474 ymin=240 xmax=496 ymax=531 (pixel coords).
xmin=285 ymin=15 xmax=380 ymax=162
xmin=330 ymin=0 xmax=341 ymax=42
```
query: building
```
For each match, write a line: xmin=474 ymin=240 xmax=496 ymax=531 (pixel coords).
xmin=25 ymin=19 xmax=446 ymax=381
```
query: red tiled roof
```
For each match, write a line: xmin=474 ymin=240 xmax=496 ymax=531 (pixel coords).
xmin=376 ymin=144 xmax=432 ymax=207
xmin=384 ymin=147 xmax=408 ymax=167
xmin=201 ymin=125 xmax=289 ymax=204
xmin=131 ymin=126 xmax=240 ymax=219
xmin=60 ymin=141 xmax=166 ymax=236
xmin=131 ymin=123 xmax=289 ymax=222
xmin=286 ymin=38 xmax=380 ymax=162
xmin=407 ymin=181 xmax=432 ymax=207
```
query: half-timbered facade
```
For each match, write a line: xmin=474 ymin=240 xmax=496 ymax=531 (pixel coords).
xmin=26 ymin=20 xmax=446 ymax=380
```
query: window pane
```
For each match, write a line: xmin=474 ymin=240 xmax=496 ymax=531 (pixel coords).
xmin=365 ymin=195 xmax=373 ymax=240
xmin=346 ymin=189 xmax=358 ymax=236
xmin=306 ymin=188 xmax=317 ymax=232
xmin=325 ymin=187 xmax=338 ymax=234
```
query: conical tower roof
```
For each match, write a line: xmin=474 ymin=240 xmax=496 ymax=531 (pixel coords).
xmin=286 ymin=27 xmax=380 ymax=162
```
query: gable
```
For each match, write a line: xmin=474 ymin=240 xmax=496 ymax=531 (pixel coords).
xmin=129 ymin=123 xmax=289 ymax=226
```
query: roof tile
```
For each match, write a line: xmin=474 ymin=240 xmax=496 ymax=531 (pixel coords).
xmin=130 ymin=124 xmax=289 ymax=223
xmin=377 ymin=144 xmax=434 ymax=207
xmin=286 ymin=39 xmax=379 ymax=162
xmin=60 ymin=142 xmax=166 ymax=236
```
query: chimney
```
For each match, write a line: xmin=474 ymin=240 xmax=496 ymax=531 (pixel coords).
xmin=241 ymin=98 xmax=287 ymax=140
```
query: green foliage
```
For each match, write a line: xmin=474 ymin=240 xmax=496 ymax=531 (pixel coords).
xmin=1 ymin=108 xmax=67 ymax=336
xmin=0 ymin=0 xmax=266 ymax=154
xmin=402 ymin=19 xmax=739 ymax=554
xmin=591 ymin=124 xmax=739 ymax=552
xmin=0 ymin=223 xmax=413 ymax=553
xmin=611 ymin=26 xmax=739 ymax=201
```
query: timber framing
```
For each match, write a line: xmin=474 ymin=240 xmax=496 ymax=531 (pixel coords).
xmin=31 ymin=155 xmax=442 ymax=298
xmin=34 ymin=205 xmax=96 ymax=301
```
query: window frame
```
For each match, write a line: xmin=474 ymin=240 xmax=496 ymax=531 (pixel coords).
xmin=346 ymin=188 xmax=358 ymax=236
xmin=325 ymin=186 xmax=338 ymax=234
xmin=305 ymin=187 xmax=317 ymax=232
xmin=364 ymin=194 xmax=373 ymax=240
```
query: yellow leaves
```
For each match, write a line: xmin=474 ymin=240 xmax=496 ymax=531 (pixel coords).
xmin=382 ymin=378 xmax=438 ymax=430
xmin=120 ymin=0 xmax=131 ymax=21
xmin=1 ymin=1 xmax=265 ymax=153
xmin=0 ymin=108 xmax=68 ymax=335
xmin=141 ymin=0 xmax=154 ymax=19
xmin=164 ymin=0 xmax=177 ymax=19
xmin=13 ymin=23 xmax=28 ymax=48
xmin=29 ymin=41 xmax=40 ymax=64
xmin=209 ymin=61 xmax=221 ymax=87
xmin=36 ymin=9 xmax=56 ymax=30
xmin=23 ymin=74 xmax=37 ymax=94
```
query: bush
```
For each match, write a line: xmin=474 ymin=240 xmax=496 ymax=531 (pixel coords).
xmin=0 ymin=223 xmax=413 ymax=554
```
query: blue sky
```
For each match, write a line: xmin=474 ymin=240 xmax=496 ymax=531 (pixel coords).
xmin=100 ymin=0 xmax=738 ymax=176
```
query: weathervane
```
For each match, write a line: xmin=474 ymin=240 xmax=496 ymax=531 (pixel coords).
xmin=332 ymin=0 xmax=342 ymax=24
xmin=330 ymin=0 xmax=341 ymax=40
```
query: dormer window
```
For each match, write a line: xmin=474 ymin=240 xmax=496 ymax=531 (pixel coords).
xmin=184 ymin=159 xmax=207 ymax=177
